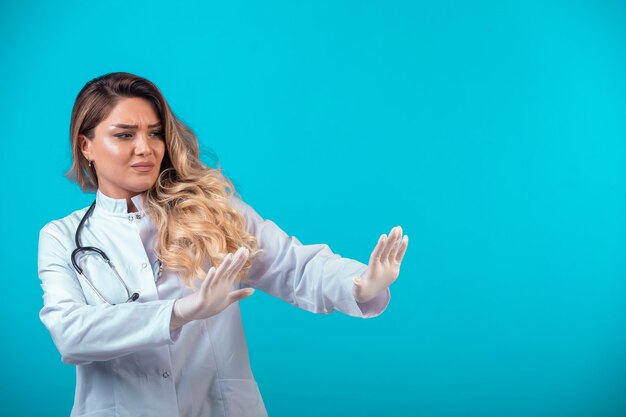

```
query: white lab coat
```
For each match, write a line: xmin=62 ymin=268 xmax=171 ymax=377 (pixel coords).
xmin=38 ymin=189 xmax=391 ymax=417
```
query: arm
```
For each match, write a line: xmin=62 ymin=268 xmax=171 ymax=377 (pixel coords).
xmin=229 ymin=195 xmax=391 ymax=318
xmin=37 ymin=225 xmax=181 ymax=366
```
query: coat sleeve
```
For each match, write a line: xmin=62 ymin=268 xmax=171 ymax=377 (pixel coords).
xmin=37 ymin=223 xmax=182 ymax=366
xmin=229 ymin=195 xmax=390 ymax=318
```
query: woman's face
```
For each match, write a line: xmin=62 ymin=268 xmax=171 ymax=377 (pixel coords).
xmin=80 ymin=97 xmax=166 ymax=199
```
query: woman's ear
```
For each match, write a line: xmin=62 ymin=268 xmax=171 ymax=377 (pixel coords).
xmin=79 ymin=134 xmax=93 ymax=162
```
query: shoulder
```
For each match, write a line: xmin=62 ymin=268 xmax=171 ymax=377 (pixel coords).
xmin=228 ymin=193 xmax=256 ymax=218
xmin=227 ymin=193 xmax=269 ymax=234
xmin=39 ymin=205 xmax=91 ymax=248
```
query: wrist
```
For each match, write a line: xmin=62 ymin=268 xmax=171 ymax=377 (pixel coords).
xmin=170 ymin=299 xmax=191 ymax=330
xmin=352 ymin=283 xmax=370 ymax=304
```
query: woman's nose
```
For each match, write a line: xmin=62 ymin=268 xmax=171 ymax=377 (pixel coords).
xmin=134 ymin=133 xmax=153 ymax=155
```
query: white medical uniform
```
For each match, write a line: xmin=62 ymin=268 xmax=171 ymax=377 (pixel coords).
xmin=38 ymin=189 xmax=391 ymax=417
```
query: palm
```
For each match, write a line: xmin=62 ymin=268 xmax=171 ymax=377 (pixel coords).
xmin=195 ymin=272 xmax=234 ymax=315
xmin=353 ymin=226 xmax=408 ymax=303
xmin=172 ymin=248 xmax=255 ymax=330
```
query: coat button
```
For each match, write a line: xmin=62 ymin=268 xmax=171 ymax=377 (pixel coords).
xmin=162 ymin=371 xmax=170 ymax=378
xmin=141 ymin=262 xmax=147 ymax=269
xmin=128 ymin=215 xmax=134 ymax=222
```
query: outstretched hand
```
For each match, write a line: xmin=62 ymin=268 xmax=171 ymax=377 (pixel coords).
xmin=171 ymin=247 xmax=255 ymax=330
xmin=352 ymin=226 xmax=408 ymax=304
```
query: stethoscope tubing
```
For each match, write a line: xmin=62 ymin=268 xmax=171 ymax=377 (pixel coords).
xmin=71 ymin=200 xmax=141 ymax=305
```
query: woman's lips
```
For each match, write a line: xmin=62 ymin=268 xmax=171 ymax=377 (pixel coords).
xmin=131 ymin=164 xmax=154 ymax=172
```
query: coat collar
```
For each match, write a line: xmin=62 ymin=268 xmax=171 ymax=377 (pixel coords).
xmin=93 ymin=189 xmax=146 ymax=216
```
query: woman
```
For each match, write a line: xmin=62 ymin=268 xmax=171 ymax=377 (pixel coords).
xmin=38 ymin=72 xmax=408 ymax=417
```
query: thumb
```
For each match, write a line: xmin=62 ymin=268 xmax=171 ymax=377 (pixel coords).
xmin=228 ymin=288 xmax=255 ymax=302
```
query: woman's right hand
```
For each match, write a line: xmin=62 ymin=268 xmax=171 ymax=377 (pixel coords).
xmin=170 ymin=247 xmax=254 ymax=330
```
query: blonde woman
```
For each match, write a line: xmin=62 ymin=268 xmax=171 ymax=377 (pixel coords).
xmin=37 ymin=72 xmax=409 ymax=417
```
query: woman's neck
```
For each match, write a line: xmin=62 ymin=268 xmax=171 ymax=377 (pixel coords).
xmin=98 ymin=186 xmax=141 ymax=213
xmin=127 ymin=199 xmax=138 ymax=213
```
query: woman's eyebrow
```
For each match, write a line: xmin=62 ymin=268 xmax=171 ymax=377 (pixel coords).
xmin=110 ymin=122 xmax=163 ymax=129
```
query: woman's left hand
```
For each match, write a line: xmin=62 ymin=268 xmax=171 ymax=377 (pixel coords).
xmin=352 ymin=226 xmax=408 ymax=304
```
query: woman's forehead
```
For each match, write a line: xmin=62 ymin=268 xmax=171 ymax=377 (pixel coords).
xmin=102 ymin=98 xmax=161 ymax=127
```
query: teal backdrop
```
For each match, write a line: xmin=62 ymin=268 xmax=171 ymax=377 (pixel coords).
xmin=1 ymin=0 xmax=625 ymax=416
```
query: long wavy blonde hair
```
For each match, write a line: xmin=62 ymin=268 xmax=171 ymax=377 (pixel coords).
xmin=66 ymin=72 xmax=261 ymax=288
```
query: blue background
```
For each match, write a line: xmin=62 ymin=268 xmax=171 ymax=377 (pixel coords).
xmin=1 ymin=0 xmax=625 ymax=416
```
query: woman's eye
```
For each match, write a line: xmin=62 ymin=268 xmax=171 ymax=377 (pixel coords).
xmin=113 ymin=131 xmax=164 ymax=139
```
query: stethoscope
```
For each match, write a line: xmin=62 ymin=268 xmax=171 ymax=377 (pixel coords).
xmin=70 ymin=200 xmax=163 ymax=305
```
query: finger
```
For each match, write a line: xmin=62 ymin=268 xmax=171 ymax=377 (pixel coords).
xmin=217 ymin=252 xmax=235 ymax=274
xmin=387 ymin=226 xmax=404 ymax=261
xmin=380 ymin=227 xmax=399 ymax=260
xmin=395 ymin=235 xmax=409 ymax=263
xmin=226 ymin=254 xmax=248 ymax=283
xmin=378 ymin=235 xmax=392 ymax=262
xmin=233 ymin=250 xmax=250 ymax=275
xmin=210 ymin=254 xmax=233 ymax=287
xmin=369 ymin=234 xmax=386 ymax=263
xmin=201 ymin=266 xmax=217 ymax=291
xmin=223 ymin=248 xmax=249 ymax=279
xmin=389 ymin=226 xmax=404 ymax=258
xmin=228 ymin=287 xmax=255 ymax=303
